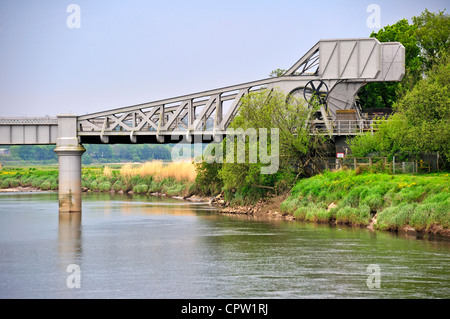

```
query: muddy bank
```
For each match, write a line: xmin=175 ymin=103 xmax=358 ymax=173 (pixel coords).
xmin=214 ymin=193 xmax=295 ymax=221
xmin=0 ymin=186 xmax=46 ymax=193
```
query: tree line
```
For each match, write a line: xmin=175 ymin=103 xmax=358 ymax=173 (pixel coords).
xmin=0 ymin=144 xmax=172 ymax=164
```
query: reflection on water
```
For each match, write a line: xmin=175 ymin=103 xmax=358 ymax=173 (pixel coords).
xmin=0 ymin=191 xmax=449 ymax=299
xmin=58 ymin=213 xmax=81 ymax=264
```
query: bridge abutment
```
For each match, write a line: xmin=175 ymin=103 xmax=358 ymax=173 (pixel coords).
xmin=54 ymin=114 xmax=85 ymax=213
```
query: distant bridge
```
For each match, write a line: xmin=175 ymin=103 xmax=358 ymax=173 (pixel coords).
xmin=0 ymin=38 xmax=405 ymax=212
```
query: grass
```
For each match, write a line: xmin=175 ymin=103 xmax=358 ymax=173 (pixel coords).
xmin=83 ymin=160 xmax=198 ymax=196
xmin=0 ymin=167 xmax=59 ymax=190
xmin=0 ymin=160 xmax=198 ymax=198
xmin=119 ymin=160 xmax=197 ymax=182
xmin=281 ymin=170 xmax=450 ymax=232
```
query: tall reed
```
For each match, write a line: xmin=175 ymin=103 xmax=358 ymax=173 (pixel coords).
xmin=119 ymin=160 xmax=197 ymax=182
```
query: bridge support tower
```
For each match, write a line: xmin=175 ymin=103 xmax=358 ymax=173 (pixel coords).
xmin=54 ymin=114 xmax=85 ymax=213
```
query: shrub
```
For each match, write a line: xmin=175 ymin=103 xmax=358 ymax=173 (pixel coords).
xmin=31 ymin=177 xmax=45 ymax=188
xmin=40 ymin=180 xmax=51 ymax=190
xmin=376 ymin=203 xmax=416 ymax=230
xmin=360 ymin=193 xmax=384 ymax=212
xmin=113 ymin=180 xmax=123 ymax=192
xmin=9 ymin=179 xmax=19 ymax=187
xmin=336 ymin=206 xmax=359 ymax=224
xmin=133 ymin=184 xmax=149 ymax=194
xmin=1 ymin=178 xmax=12 ymax=188
xmin=50 ymin=179 xmax=58 ymax=190
xmin=99 ymin=181 xmax=112 ymax=192
xmin=20 ymin=176 xmax=32 ymax=186
xmin=90 ymin=181 xmax=99 ymax=191
xmin=163 ymin=182 xmax=185 ymax=196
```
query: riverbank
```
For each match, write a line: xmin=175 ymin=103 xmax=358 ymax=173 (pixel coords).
xmin=278 ymin=170 xmax=449 ymax=237
xmin=1 ymin=166 xmax=449 ymax=237
xmin=0 ymin=186 xmax=43 ymax=193
xmin=0 ymin=165 xmax=209 ymax=202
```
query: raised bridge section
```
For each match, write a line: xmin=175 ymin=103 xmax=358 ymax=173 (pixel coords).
xmin=0 ymin=38 xmax=405 ymax=212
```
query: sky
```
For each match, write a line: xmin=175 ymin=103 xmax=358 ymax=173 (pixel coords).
xmin=0 ymin=0 xmax=448 ymax=117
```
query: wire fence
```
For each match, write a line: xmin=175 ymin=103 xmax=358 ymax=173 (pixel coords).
xmin=316 ymin=153 xmax=441 ymax=174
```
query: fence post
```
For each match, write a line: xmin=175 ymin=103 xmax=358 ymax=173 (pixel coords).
xmin=354 ymin=158 xmax=357 ymax=170
xmin=393 ymin=156 xmax=396 ymax=174
xmin=437 ymin=152 xmax=439 ymax=171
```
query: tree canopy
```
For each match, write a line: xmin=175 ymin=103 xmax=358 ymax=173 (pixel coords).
xmin=359 ymin=9 xmax=450 ymax=110
xmin=350 ymin=51 xmax=450 ymax=165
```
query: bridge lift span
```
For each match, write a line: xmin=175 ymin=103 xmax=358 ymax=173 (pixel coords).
xmin=0 ymin=38 xmax=405 ymax=212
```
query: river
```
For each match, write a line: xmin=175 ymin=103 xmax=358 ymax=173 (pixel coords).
xmin=0 ymin=191 xmax=449 ymax=299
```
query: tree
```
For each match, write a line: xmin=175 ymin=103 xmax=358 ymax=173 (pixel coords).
xmin=359 ymin=19 xmax=422 ymax=109
xmin=269 ymin=68 xmax=286 ymax=77
xmin=413 ymin=9 xmax=450 ymax=70
xmin=359 ymin=9 xmax=450 ymax=110
xmin=215 ymin=88 xmax=329 ymax=199
xmin=349 ymin=52 xmax=450 ymax=165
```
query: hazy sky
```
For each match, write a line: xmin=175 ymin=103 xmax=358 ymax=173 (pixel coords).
xmin=0 ymin=0 xmax=447 ymax=117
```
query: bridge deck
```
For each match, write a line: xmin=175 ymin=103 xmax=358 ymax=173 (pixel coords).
xmin=0 ymin=117 xmax=58 ymax=145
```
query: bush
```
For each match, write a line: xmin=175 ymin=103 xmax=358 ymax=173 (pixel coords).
xmin=31 ymin=177 xmax=45 ymax=188
xmin=113 ymin=180 xmax=123 ymax=192
xmin=376 ymin=203 xmax=416 ymax=230
xmin=20 ymin=176 xmax=32 ymax=186
xmin=99 ymin=181 xmax=112 ymax=192
xmin=360 ymin=193 xmax=384 ymax=212
xmin=1 ymin=178 xmax=12 ymax=188
xmin=82 ymin=179 xmax=92 ymax=188
xmin=40 ymin=180 xmax=51 ymax=190
xmin=50 ymin=179 xmax=58 ymax=190
xmin=133 ymin=184 xmax=149 ymax=194
xmin=162 ymin=182 xmax=185 ymax=196
xmin=9 ymin=179 xmax=19 ymax=187
xmin=90 ymin=181 xmax=99 ymax=191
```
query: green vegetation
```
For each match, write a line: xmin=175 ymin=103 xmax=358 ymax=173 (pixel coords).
xmin=0 ymin=162 xmax=196 ymax=198
xmin=350 ymin=9 xmax=450 ymax=168
xmin=281 ymin=170 xmax=449 ymax=233
xmin=359 ymin=9 xmax=450 ymax=109
xmin=350 ymin=49 xmax=450 ymax=165
xmin=81 ymin=161 xmax=196 ymax=197
xmin=194 ymin=88 xmax=330 ymax=203
xmin=0 ymin=167 xmax=59 ymax=190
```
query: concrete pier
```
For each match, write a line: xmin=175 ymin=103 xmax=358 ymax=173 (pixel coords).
xmin=54 ymin=114 xmax=85 ymax=213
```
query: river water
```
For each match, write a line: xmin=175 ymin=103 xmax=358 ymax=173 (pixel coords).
xmin=0 ymin=191 xmax=449 ymax=299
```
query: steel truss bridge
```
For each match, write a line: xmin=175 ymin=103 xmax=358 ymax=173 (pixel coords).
xmin=1 ymin=38 xmax=404 ymax=145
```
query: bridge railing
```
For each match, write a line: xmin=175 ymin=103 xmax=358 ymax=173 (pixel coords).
xmin=0 ymin=117 xmax=58 ymax=125
xmin=309 ymin=119 xmax=384 ymax=135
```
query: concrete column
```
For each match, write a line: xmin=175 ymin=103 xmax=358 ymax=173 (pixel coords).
xmin=54 ymin=114 xmax=85 ymax=213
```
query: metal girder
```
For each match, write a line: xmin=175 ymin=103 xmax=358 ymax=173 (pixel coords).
xmin=0 ymin=117 xmax=58 ymax=145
